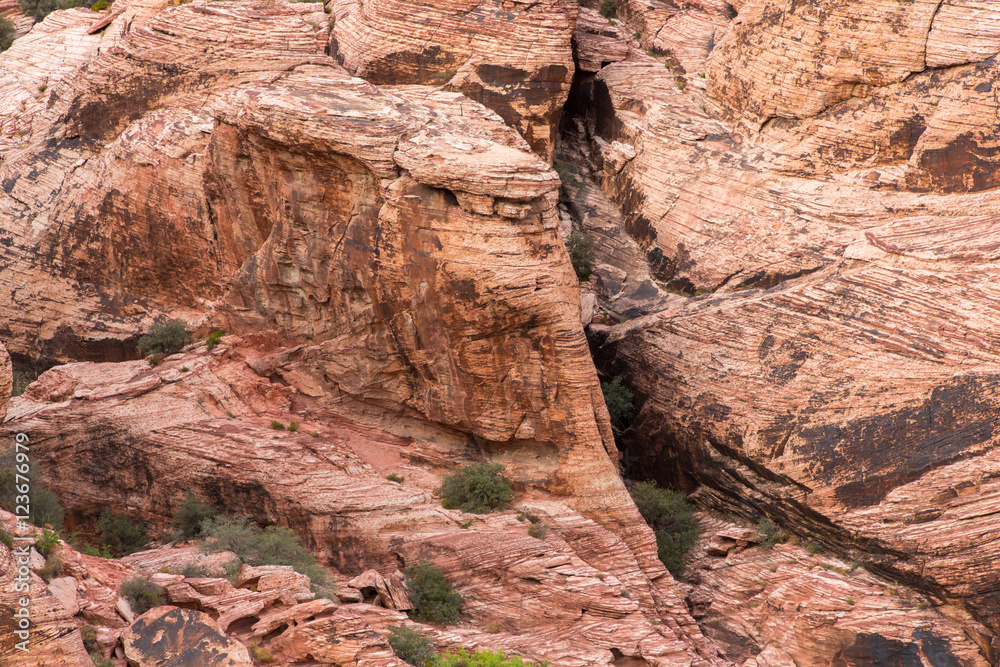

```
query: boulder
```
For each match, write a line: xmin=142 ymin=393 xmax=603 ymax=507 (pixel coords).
xmin=121 ymin=606 xmax=253 ymax=666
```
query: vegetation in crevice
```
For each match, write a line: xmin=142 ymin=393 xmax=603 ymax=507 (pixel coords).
xmin=630 ymin=480 xmax=699 ymax=575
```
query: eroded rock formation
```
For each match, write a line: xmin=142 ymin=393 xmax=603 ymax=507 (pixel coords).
xmin=329 ymin=0 xmax=577 ymax=160
xmin=578 ymin=0 xmax=1000 ymax=660
xmin=3 ymin=346 xmax=719 ymax=665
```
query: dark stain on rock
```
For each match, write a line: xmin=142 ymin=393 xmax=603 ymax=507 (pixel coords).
xmin=358 ymin=45 xmax=461 ymax=86
xmin=796 ymin=374 xmax=998 ymax=508
xmin=912 ymin=629 xmax=961 ymax=667
xmin=833 ymin=633 xmax=922 ymax=666
xmin=908 ymin=131 xmax=1000 ymax=193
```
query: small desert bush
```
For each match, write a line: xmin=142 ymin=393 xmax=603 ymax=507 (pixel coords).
xmin=527 ymin=522 xmax=548 ymax=540
xmin=138 ymin=319 xmax=191 ymax=356
xmin=119 ymin=575 xmax=164 ymax=615
xmin=0 ymin=17 xmax=15 ymax=53
xmin=405 ymin=561 xmax=462 ymax=625
xmin=90 ymin=653 xmax=114 ymax=667
xmin=630 ymin=481 xmax=698 ymax=575
xmin=182 ymin=562 xmax=209 ymax=578
xmin=37 ymin=553 xmax=63 ymax=582
xmin=206 ymin=330 xmax=225 ymax=351
xmin=567 ymin=231 xmax=596 ymax=281
xmin=756 ymin=517 xmax=787 ymax=549
xmin=91 ymin=0 xmax=107 ymax=9
xmin=34 ymin=528 xmax=60 ymax=557
xmin=249 ymin=644 xmax=275 ymax=663
xmin=387 ymin=473 xmax=404 ymax=483
xmin=439 ymin=463 xmax=514 ymax=514
xmin=173 ymin=491 xmax=218 ymax=540
xmin=80 ymin=625 xmax=99 ymax=652
xmin=601 ymin=376 xmax=635 ymax=429
xmin=199 ymin=515 xmax=327 ymax=584
xmin=11 ymin=368 xmax=38 ymax=396
xmin=387 ymin=625 xmax=435 ymax=666
xmin=599 ymin=0 xmax=615 ymax=18
xmin=0 ymin=451 xmax=65 ymax=529
xmin=95 ymin=508 xmax=148 ymax=557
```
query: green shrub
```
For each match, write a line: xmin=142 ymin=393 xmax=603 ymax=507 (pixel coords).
xmin=95 ymin=508 xmax=148 ymax=557
xmin=527 ymin=522 xmax=548 ymax=540
xmin=33 ymin=489 xmax=65 ymax=529
xmin=0 ymin=16 xmax=14 ymax=53
xmin=11 ymin=368 xmax=38 ymax=397
xmin=387 ymin=473 xmax=404 ymax=483
xmin=173 ymin=491 xmax=218 ymax=541
xmin=387 ymin=625 xmax=435 ymax=666
xmin=630 ymin=481 xmax=698 ymax=575
xmin=199 ymin=515 xmax=327 ymax=584
xmin=206 ymin=330 xmax=225 ymax=351
xmin=138 ymin=319 xmax=191 ymax=356
xmin=288 ymin=420 xmax=300 ymax=432
xmin=80 ymin=625 xmax=99 ymax=653
xmin=182 ymin=562 xmax=209 ymax=578
xmin=0 ymin=452 xmax=64 ymax=529
xmin=439 ymin=463 xmax=514 ymax=514
xmin=756 ymin=517 xmax=787 ymax=549
xmin=405 ymin=561 xmax=462 ymax=625
xmin=601 ymin=376 xmax=634 ymax=429
xmin=35 ymin=528 xmax=60 ymax=557
xmin=0 ymin=528 xmax=13 ymax=550
xmin=90 ymin=653 xmax=114 ymax=667
xmin=567 ymin=231 xmax=595 ymax=281
xmin=553 ymin=161 xmax=578 ymax=181
xmin=77 ymin=541 xmax=113 ymax=558
xmin=599 ymin=0 xmax=615 ymax=18
xmin=119 ymin=575 xmax=164 ymax=615
xmin=90 ymin=0 xmax=107 ymax=8
xmin=37 ymin=553 xmax=63 ymax=581
xmin=270 ymin=421 xmax=285 ymax=431
xmin=434 ymin=649 xmax=543 ymax=667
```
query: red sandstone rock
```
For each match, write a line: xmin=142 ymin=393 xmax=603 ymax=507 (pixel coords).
xmin=684 ymin=516 xmax=991 ymax=666
xmin=122 ymin=606 xmax=254 ymax=666
xmin=569 ymin=2 xmax=1000 ymax=660
xmin=329 ymin=0 xmax=577 ymax=159
xmin=3 ymin=345 xmax=722 ymax=665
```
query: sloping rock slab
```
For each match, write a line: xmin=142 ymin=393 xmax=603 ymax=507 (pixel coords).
xmin=121 ymin=606 xmax=252 ymax=666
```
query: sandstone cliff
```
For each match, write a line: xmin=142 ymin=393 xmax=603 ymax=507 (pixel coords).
xmin=0 ymin=0 xmax=721 ymax=664
xmin=577 ymin=1 xmax=1000 ymax=661
xmin=3 ymin=0 xmax=1000 ymax=664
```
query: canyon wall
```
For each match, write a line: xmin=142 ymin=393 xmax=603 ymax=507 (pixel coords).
xmin=582 ymin=1 xmax=1000 ymax=660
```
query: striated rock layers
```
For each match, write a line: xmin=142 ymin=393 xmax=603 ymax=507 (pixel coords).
xmin=0 ymin=1 xmax=722 ymax=664
xmin=329 ymin=0 xmax=577 ymax=160
xmin=577 ymin=0 xmax=1000 ymax=660
xmin=4 ymin=343 xmax=720 ymax=666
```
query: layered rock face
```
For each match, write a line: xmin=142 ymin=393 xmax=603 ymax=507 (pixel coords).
xmin=684 ymin=517 xmax=992 ymax=666
xmin=0 ymin=1 xmax=723 ymax=664
xmin=3 ymin=343 xmax=718 ymax=666
xmin=579 ymin=0 xmax=1000 ymax=659
xmin=329 ymin=0 xmax=577 ymax=159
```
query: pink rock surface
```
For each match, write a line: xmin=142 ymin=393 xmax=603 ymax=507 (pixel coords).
xmin=329 ymin=0 xmax=577 ymax=159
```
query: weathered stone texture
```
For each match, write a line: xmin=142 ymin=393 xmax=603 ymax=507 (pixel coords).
xmin=330 ymin=0 xmax=577 ymax=159
xmin=580 ymin=1 xmax=1000 ymax=658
